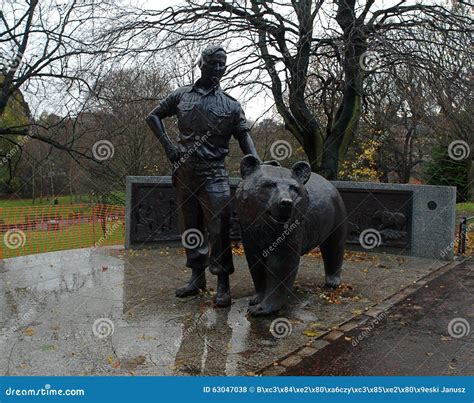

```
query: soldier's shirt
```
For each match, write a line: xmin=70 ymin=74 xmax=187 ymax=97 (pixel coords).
xmin=149 ymin=79 xmax=250 ymax=162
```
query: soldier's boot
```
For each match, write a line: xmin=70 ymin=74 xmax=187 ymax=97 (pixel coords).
xmin=214 ymin=273 xmax=231 ymax=307
xmin=175 ymin=267 xmax=207 ymax=297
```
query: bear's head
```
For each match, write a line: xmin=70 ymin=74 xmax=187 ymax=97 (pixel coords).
xmin=236 ymin=155 xmax=311 ymax=226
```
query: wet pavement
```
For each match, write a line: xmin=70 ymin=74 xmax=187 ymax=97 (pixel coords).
xmin=283 ymin=258 xmax=474 ymax=376
xmin=0 ymin=245 xmax=450 ymax=376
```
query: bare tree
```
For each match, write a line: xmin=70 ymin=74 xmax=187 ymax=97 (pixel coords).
xmin=69 ymin=67 xmax=175 ymax=201
xmin=0 ymin=0 xmax=117 ymax=163
xmin=101 ymin=0 xmax=472 ymax=179
xmin=358 ymin=2 xmax=472 ymax=190
xmin=362 ymin=63 xmax=436 ymax=183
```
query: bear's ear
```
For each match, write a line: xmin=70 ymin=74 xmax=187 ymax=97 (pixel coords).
xmin=240 ymin=155 xmax=261 ymax=179
xmin=291 ymin=161 xmax=311 ymax=184
xmin=263 ymin=160 xmax=281 ymax=167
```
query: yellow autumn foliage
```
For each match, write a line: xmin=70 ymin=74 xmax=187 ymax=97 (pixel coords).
xmin=339 ymin=139 xmax=380 ymax=181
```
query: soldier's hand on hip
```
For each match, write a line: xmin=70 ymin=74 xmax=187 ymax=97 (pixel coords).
xmin=167 ymin=145 xmax=181 ymax=164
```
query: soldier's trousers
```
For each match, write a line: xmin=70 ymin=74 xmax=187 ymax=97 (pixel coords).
xmin=172 ymin=158 xmax=234 ymax=275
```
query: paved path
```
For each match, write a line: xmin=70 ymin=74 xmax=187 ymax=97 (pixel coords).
xmin=284 ymin=258 xmax=474 ymax=376
xmin=0 ymin=246 xmax=448 ymax=376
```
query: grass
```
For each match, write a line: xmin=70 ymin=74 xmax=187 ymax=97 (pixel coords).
xmin=0 ymin=193 xmax=125 ymax=224
xmin=1 ymin=194 xmax=469 ymax=258
xmin=0 ymin=191 xmax=126 ymax=209
xmin=0 ymin=204 xmax=94 ymax=224
xmin=1 ymin=221 xmax=124 ymax=259
xmin=0 ymin=194 xmax=125 ymax=258
xmin=456 ymin=202 xmax=474 ymax=215
xmin=0 ymin=194 xmax=90 ymax=208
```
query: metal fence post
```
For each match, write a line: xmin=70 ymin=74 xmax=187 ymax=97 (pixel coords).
xmin=458 ymin=216 xmax=468 ymax=255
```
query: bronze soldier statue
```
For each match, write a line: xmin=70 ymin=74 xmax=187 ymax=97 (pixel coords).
xmin=146 ymin=45 xmax=260 ymax=307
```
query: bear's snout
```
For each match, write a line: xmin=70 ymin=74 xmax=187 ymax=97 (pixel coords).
xmin=280 ymin=198 xmax=293 ymax=212
xmin=268 ymin=197 xmax=294 ymax=224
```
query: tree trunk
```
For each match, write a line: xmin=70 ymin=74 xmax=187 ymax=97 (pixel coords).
xmin=316 ymin=0 xmax=364 ymax=180
xmin=468 ymin=154 xmax=473 ymax=201
xmin=32 ymin=163 xmax=36 ymax=204
xmin=319 ymin=140 xmax=340 ymax=180
xmin=48 ymin=160 xmax=55 ymax=201
xmin=39 ymin=167 xmax=43 ymax=203
xmin=69 ymin=167 xmax=74 ymax=204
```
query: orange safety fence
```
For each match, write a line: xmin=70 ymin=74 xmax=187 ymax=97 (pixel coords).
xmin=0 ymin=204 xmax=125 ymax=259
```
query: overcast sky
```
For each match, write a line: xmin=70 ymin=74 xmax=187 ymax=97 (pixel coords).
xmin=17 ymin=0 xmax=449 ymax=122
xmin=132 ymin=0 xmax=447 ymax=122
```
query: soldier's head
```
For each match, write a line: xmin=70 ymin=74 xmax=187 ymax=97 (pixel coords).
xmin=197 ymin=45 xmax=227 ymax=84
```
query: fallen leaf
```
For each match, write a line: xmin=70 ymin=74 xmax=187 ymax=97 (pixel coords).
xmin=245 ymin=371 xmax=256 ymax=376
xmin=24 ymin=328 xmax=35 ymax=336
xmin=123 ymin=356 xmax=146 ymax=371
xmin=302 ymin=328 xmax=320 ymax=337
xmin=238 ymin=349 xmax=257 ymax=359
xmin=137 ymin=334 xmax=157 ymax=341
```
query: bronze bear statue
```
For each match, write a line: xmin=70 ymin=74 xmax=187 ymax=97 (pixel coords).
xmin=236 ymin=155 xmax=347 ymax=317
